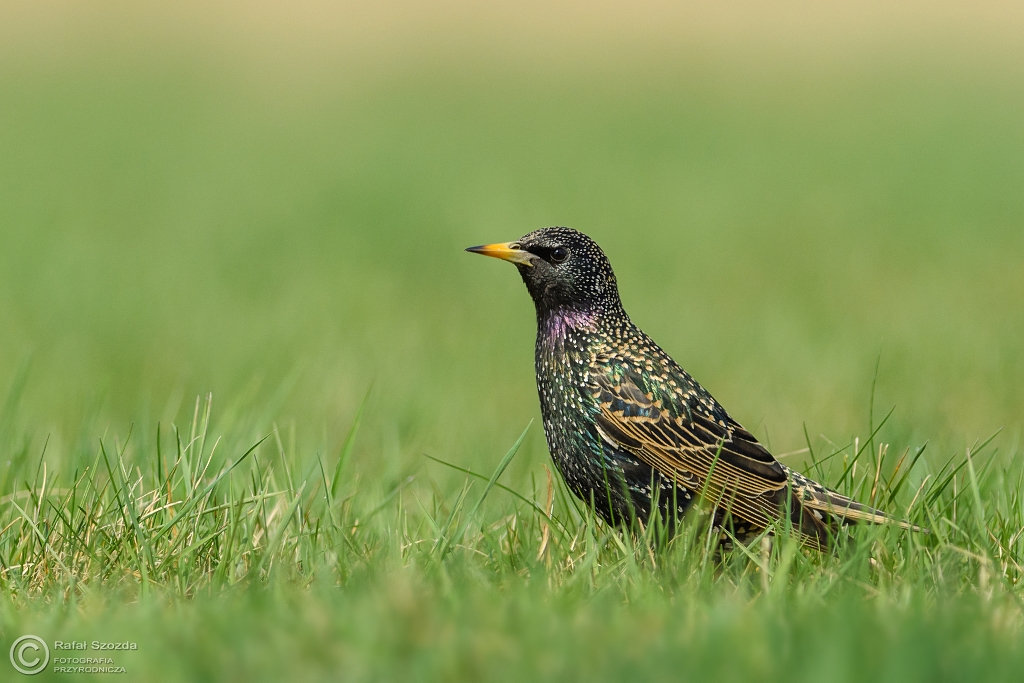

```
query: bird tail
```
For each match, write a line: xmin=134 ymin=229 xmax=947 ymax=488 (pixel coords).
xmin=785 ymin=468 xmax=928 ymax=548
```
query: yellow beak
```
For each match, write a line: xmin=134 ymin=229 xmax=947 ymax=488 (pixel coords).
xmin=465 ymin=241 xmax=535 ymax=267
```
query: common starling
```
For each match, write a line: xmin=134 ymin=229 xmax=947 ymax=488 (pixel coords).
xmin=467 ymin=227 xmax=921 ymax=549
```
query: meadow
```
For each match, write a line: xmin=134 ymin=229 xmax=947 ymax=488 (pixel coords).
xmin=1 ymin=5 xmax=1024 ymax=680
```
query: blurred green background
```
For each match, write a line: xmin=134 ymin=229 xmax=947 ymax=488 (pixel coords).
xmin=1 ymin=0 xmax=1022 ymax=496
xmin=2 ymin=3 xmax=1024 ymax=681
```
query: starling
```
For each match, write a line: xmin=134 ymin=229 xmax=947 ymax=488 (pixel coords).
xmin=467 ymin=227 xmax=922 ymax=549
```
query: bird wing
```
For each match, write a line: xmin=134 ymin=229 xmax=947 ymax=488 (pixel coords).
xmin=590 ymin=365 xmax=926 ymax=540
xmin=591 ymin=367 xmax=789 ymax=529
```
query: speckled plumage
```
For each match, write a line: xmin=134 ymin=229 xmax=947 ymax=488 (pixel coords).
xmin=469 ymin=227 xmax=922 ymax=549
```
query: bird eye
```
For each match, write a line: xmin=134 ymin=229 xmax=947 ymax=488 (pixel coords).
xmin=551 ymin=246 xmax=568 ymax=263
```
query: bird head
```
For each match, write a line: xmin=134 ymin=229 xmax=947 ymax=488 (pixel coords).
xmin=466 ymin=227 xmax=622 ymax=316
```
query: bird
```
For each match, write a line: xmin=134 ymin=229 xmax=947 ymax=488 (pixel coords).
xmin=466 ymin=227 xmax=923 ymax=550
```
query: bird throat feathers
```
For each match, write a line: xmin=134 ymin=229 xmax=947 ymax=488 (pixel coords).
xmin=538 ymin=307 xmax=600 ymax=342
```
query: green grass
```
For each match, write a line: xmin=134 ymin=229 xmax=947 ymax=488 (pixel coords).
xmin=1 ymin=33 xmax=1024 ymax=682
